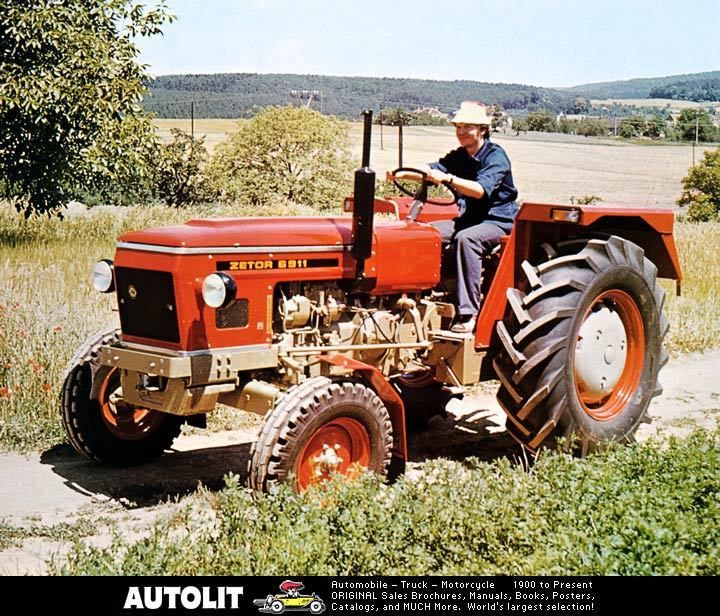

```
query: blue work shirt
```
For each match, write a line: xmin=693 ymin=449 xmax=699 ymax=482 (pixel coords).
xmin=430 ymin=139 xmax=518 ymax=224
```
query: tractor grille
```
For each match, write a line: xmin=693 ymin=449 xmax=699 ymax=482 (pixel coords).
xmin=116 ymin=267 xmax=180 ymax=343
xmin=216 ymin=299 xmax=249 ymax=329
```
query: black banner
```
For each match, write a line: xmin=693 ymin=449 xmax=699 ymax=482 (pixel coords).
xmin=2 ymin=576 xmax=711 ymax=614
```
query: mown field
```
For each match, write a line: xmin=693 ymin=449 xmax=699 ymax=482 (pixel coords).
xmin=156 ymin=119 xmax=715 ymax=208
xmin=591 ymin=97 xmax=720 ymax=112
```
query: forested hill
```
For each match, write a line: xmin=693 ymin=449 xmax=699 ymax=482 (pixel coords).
xmin=144 ymin=73 xmax=588 ymax=118
xmin=565 ymin=70 xmax=720 ymax=101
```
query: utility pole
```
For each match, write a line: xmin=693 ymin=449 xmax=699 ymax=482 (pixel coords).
xmin=379 ymin=102 xmax=384 ymax=150
xmin=692 ymin=115 xmax=699 ymax=166
xmin=398 ymin=117 xmax=404 ymax=168
xmin=290 ymin=90 xmax=322 ymax=109
xmin=190 ymin=99 xmax=195 ymax=138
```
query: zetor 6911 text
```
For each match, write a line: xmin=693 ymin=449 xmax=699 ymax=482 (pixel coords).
xmin=62 ymin=112 xmax=681 ymax=491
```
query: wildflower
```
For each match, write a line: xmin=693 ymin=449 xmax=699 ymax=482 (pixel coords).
xmin=53 ymin=325 xmax=62 ymax=333
xmin=19 ymin=330 xmax=27 ymax=339
xmin=42 ymin=383 xmax=52 ymax=393
xmin=0 ymin=387 xmax=13 ymax=399
xmin=28 ymin=360 xmax=44 ymax=376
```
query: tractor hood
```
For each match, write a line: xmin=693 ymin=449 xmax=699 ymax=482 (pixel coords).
xmin=118 ymin=217 xmax=354 ymax=249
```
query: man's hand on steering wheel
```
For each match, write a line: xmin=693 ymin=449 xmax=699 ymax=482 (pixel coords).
xmin=389 ymin=166 xmax=460 ymax=205
xmin=425 ymin=168 xmax=454 ymax=186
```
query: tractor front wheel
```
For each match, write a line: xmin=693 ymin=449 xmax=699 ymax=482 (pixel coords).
xmin=61 ymin=327 xmax=182 ymax=466
xmin=493 ymin=236 xmax=668 ymax=454
xmin=248 ymin=376 xmax=393 ymax=491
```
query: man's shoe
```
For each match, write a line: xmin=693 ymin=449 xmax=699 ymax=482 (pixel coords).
xmin=451 ymin=315 xmax=476 ymax=333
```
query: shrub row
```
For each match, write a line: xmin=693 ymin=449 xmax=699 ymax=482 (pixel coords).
xmin=61 ymin=429 xmax=720 ymax=575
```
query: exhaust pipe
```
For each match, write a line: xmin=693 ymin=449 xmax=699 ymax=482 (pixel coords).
xmin=350 ymin=110 xmax=376 ymax=292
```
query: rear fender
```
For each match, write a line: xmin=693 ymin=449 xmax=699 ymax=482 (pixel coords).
xmin=475 ymin=202 xmax=682 ymax=348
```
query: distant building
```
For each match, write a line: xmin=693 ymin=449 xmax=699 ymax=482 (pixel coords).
xmin=413 ymin=106 xmax=449 ymax=120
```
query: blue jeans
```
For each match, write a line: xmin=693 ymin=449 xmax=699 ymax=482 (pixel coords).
xmin=432 ymin=218 xmax=513 ymax=317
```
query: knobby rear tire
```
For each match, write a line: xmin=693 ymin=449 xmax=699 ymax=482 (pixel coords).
xmin=493 ymin=236 xmax=668 ymax=454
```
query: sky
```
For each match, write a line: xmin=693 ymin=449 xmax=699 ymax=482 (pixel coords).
xmin=137 ymin=0 xmax=720 ymax=88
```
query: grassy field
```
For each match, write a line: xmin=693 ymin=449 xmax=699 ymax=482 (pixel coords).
xmin=591 ymin=97 xmax=720 ymax=112
xmin=154 ymin=118 xmax=242 ymax=153
xmin=155 ymin=119 xmax=715 ymax=209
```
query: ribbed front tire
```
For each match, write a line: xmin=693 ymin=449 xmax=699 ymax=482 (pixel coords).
xmin=248 ymin=376 xmax=393 ymax=492
xmin=61 ymin=327 xmax=182 ymax=466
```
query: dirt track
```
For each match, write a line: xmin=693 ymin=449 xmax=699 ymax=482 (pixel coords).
xmin=1 ymin=349 xmax=718 ymax=574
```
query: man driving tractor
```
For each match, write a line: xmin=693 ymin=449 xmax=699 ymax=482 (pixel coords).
xmin=393 ymin=101 xmax=519 ymax=332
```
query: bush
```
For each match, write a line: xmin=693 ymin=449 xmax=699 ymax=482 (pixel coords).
xmin=678 ymin=148 xmax=720 ymax=219
xmin=154 ymin=129 xmax=211 ymax=207
xmin=575 ymin=118 xmax=607 ymax=137
xmin=206 ymin=106 xmax=354 ymax=211
xmin=61 ymin=429 xmax=720 ymax=575
xmin=686 ymin=196 xmax=719 ymax=222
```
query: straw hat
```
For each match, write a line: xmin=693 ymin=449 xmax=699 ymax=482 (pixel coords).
xmin=452 ymin=101 xmax=492 ymax=125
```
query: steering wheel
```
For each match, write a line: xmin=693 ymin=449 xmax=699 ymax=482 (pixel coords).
xmin=391 ymin=167 xmax=459 ymax=206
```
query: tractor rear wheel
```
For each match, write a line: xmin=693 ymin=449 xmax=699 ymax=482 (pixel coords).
xmin=493 ymin=236 xmax=668 ymax=454
xmin=61 ymin=327 xmax=182 ymax=466
xmin=248 ymin=376 xmax=393 ymax=491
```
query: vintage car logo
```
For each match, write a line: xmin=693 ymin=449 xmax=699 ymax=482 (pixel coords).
xmin=253 ymin=580 xmax=325 ymax=614
xmin=127 ymin=285 xmax=138 ymax=299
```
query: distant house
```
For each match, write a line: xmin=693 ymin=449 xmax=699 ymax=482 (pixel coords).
xmin=413 ymin=106 xmax=449 ymax=120
xmin=556 ymin=112 xmax=589 ymax=122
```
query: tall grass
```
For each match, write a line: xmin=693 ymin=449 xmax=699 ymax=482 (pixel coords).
xmin=61 ymin=429 xmax=720 ymax=575
xmin=0 ymin=203 xmax=718 ymax=451
xmin=662 ymin=221 xmax=720 ymax=354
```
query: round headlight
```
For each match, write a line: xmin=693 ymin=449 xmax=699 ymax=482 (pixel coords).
xmin=91 ymin=259 xmax=115 ymax=293
xmin=202 ymin=272 xmax=237 ymax=308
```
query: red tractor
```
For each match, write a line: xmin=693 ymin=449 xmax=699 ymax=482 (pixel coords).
xmin=62 ymin=112 xmax=681 ymax=490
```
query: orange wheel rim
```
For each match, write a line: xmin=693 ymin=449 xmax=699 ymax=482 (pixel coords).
xmin=573 ymin=289 xmax=645 ymax=421
xmin=99 ymin=368 xmax=165 ymax=441
xmin=296 ymin=417 xmax=371 ymax=491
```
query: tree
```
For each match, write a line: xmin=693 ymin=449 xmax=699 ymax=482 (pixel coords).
xmin=0 ymin=1 xmax=172 ymax=216
xmin=678 ymin=148 xmax=720 ymax=221
xmin=619 ymin=115 xmax=646 ymax=139
xmin=677 ymin=108 xmax=716 ymax=142
xmin=375 ymin=107 xmax=414 ymax=126
xmin=525 ymin=110 xmax=557 ymax=132
xmin=206 ymin=106 xmax=354 ymax=211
